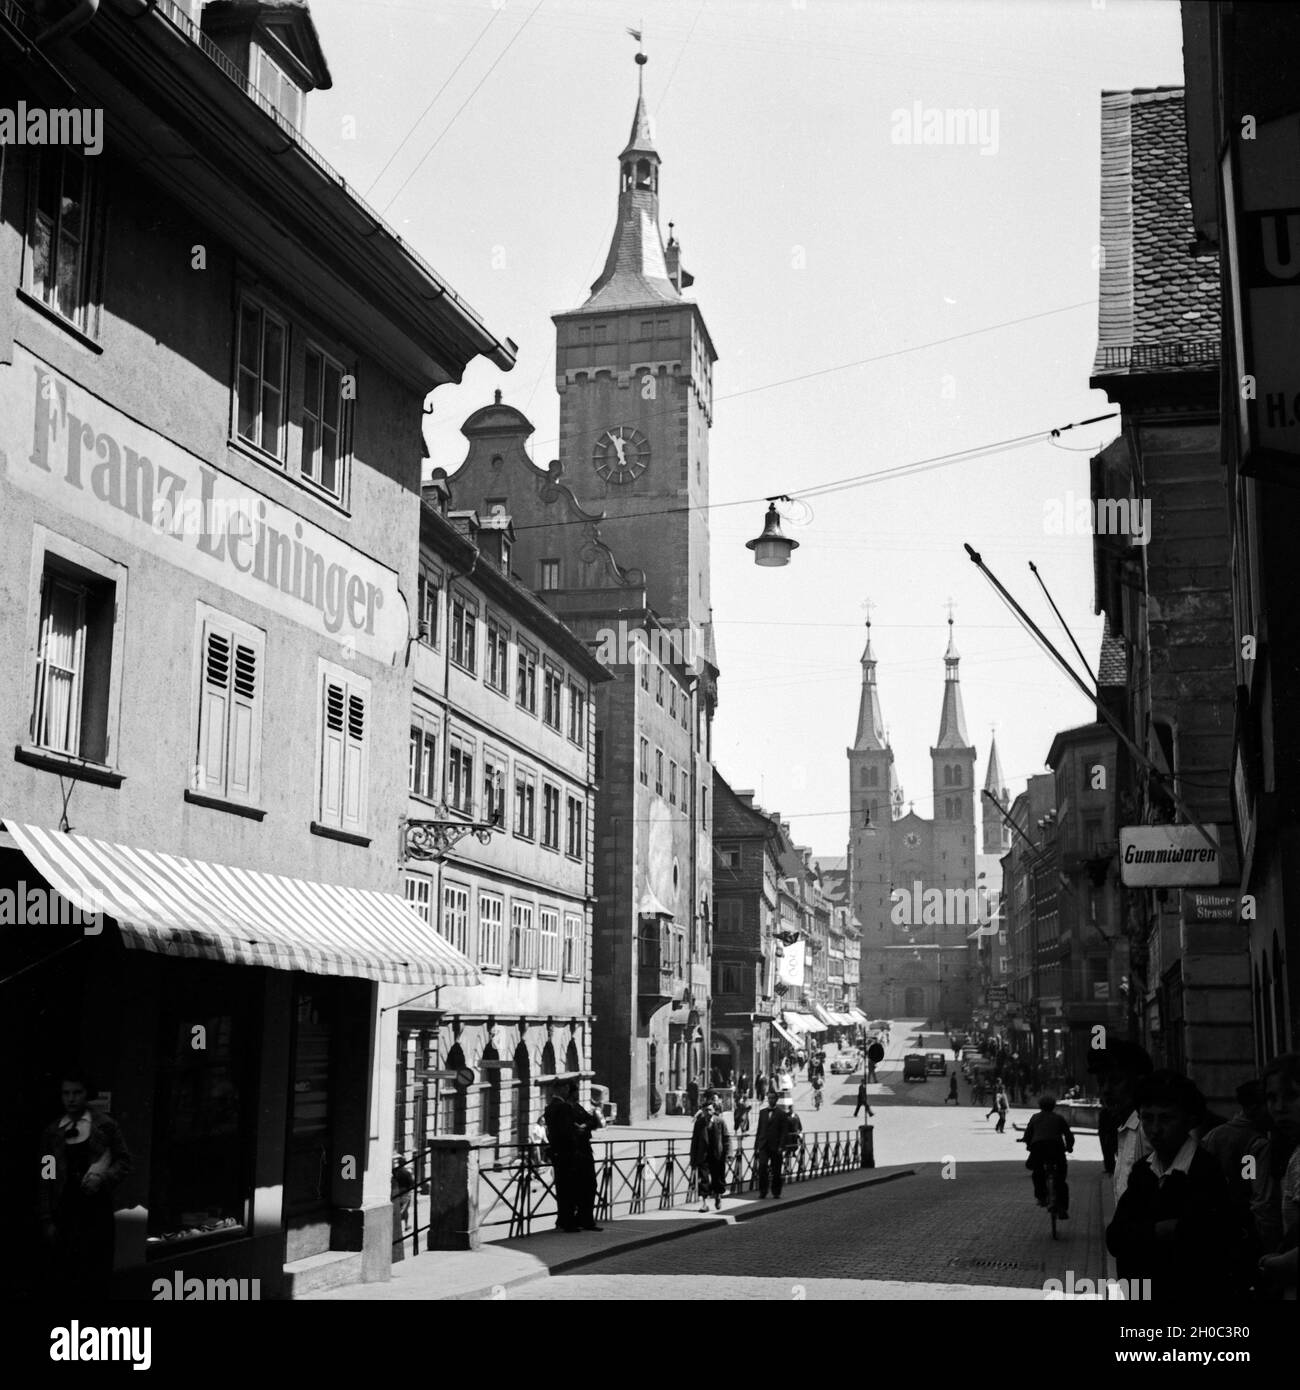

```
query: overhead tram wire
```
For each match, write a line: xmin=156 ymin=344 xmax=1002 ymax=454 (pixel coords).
xmin=965 ymin=542 xmax=1221 ymax=853
xmin=509 ymin=413 xmax=1115 ymax=534
xmin=377 ymin=0 xmax=547 ymax=217
xmin=362 ymin=4 xmax=505 ymax=200
xmin=425 ymin=297 xmax=1102 ymax=445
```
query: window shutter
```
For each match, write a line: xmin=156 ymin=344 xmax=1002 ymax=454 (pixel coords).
xmin=321 ymin=678 xmax=346 ymax=824
xmin=198 ymin=625 xmax=232 ymax=795
xmin=342 ymin=688 xmax=367 ymax=831
xmin=226 ymin=639 xmax=260 ymax=801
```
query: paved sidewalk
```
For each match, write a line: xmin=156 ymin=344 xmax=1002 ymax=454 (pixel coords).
xmin=302 ymin=1164 xmax=916 ymax=1301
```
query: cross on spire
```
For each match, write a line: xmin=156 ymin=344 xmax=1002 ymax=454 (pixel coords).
xmin=945 ymin=596 xmax=956 ymax=625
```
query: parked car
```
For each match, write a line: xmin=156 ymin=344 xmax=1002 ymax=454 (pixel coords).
xmin=829 ymin=1058 xmax=855 ymax=1075
xmin=903 ymin=1053 xmax=927 ymax=1081
xmin=925 ymin=1051 xmax=948 ymax=1076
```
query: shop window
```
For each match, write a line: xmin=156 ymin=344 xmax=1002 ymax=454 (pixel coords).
xmin=147 ymin=960 xmax=256 ymax=1245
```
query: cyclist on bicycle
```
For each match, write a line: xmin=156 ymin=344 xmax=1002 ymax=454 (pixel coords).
xmin=1022 ymin=1095 xmax=1075 ymax=1219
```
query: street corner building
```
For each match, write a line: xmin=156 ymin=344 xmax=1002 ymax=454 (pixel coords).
xmin=390 ymin=485 xmax=609 ymax=1251
xmin=432 ymin=53 xmax=720 ymax=1127
xmin=0 ymin=0 xmax=514 ymax=1297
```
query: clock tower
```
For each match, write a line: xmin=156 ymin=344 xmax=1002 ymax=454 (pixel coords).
xmin=552 ymin=50 xmax=717 ymax=644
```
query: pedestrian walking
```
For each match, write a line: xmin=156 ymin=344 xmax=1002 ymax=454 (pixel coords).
xmin=866 ymin=1038 xmax=884 ymax=1084
xmin=945 ymin=1072 xmax=959 ymax=1105
xmin=754 ymin=1071 xmax=766 ymax=1102
xmin=734 ymin=1093 xmax=753 ymax=1136
xmin=995 ymin=1085 xmax=1009 ymax=1133
xmin=853 ymin=1079 xmax=873 ymax=1120
xmin=691 ymin=1090 xmax=732 ymax=1211
xmin=38 ymin=1068 xmax=132 ymax=1297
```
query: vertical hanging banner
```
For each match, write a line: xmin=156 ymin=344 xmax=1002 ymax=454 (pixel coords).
xmin=777 ymin=939 xmax=806 ymax=987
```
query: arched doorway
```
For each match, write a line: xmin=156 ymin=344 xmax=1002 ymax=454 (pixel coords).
xmin=904 ymin=985 xmax=925 ymax=1017
xmin=513 ymin=1042 xmax=531 ymax=1143
xmin=565 ymin=1037 xmax=581 ymax=1075
xmin=480 ymin=1045 xmax=500 ymax=1137
xmin=441 ymin=1042 xmax=468 ymax=1133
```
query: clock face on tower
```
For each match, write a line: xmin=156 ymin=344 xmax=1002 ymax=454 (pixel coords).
xmin=904 ymin=831 xmax=921 ymax=849
xmin=593 ymin=425 xmax=650 ymax=484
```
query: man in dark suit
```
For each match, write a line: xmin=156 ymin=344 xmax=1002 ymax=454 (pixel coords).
xmin=1106 ymin=1070 xmax=1246 ymax=1300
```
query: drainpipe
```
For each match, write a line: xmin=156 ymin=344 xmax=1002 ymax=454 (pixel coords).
xmin=36 ymin=0 xmax=100 ymax=46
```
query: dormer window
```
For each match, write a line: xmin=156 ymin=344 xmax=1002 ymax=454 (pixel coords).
xmin=255 ymin=48 xmax=303 ymax=130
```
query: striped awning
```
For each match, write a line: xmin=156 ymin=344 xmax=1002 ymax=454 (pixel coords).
xmin=848 ymin=1007 xmax=871 ymax=1026
xmin=783 ymin=1011 xmax=826 ymax=1034
xmin=772 ymin=1019 xmax=800 ymax=1048
xmin=4 ymin=821 xmax=480 ymax=987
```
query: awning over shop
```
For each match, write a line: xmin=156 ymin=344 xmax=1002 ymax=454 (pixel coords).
xmin=811 ymin=1005 xmax=838 ymax=1027
xmin=4 ymin=821 xmax=480 ymax=987
xmin=848 ymin=1007 xmax=871 ymax=1026
xmin=783 ymin=1011 xmax=825 ymax=1034
xmin=772 ymin=1019 xmax=800 ymax=1048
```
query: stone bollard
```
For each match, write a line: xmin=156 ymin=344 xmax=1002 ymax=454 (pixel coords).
xmin=859 ymin=1123 xmax=875 ymax=1168
xmin=424 ymin=1135 xmax=499 ymax=1250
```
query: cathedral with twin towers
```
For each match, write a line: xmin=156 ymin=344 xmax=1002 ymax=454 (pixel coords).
xmin=847 ymin=615 xmax=1010 ymax=1023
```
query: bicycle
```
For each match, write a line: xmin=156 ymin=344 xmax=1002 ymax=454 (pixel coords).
xmin=1043 ymin=1155 xmax=1067 ymax=1239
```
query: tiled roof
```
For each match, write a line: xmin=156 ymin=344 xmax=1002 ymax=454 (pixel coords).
xmin=1093 ymin=88 xmax=1219 ymax=378
xmin=1098 ymin=619 xmax=1128 ymax=687
xmin=584 ymin=190 xmax=680 ymax=309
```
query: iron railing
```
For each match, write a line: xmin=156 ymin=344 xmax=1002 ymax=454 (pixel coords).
xmin=393 ymin=1128 xmax=869 ymax=1256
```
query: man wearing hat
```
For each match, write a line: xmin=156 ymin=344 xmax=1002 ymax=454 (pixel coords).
xmin=1088 ymin=1039 xmax=1154 ymax=1203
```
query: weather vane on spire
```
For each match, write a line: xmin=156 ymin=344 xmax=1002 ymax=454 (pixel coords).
xmin=945 ymin=596 xmax=956 ymax=625
xmin=627 ymin=24 xmax=646 ymax=65
xmin=861 ymin=596 xmax=876 ymax=629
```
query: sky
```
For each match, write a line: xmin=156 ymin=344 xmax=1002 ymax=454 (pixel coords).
xmin=302 ymin=0 xmax=1185 ymax=858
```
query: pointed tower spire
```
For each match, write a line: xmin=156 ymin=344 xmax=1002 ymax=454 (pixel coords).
xmin=982 ymin=727 xmax=1010 ymax=853
xmin=854 ymin=619 xmax=887 ymax=750
xmin=935 ymin=613 xmax=971 ymax=748
xmin=584 ymin=41 xmax=681 ymax=310
xmin=983 ymin=730 xmax=1006 ymax=796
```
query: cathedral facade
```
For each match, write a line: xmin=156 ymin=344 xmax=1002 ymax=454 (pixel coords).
xmin=848 ymin=621 xmax=1006 ymax=1024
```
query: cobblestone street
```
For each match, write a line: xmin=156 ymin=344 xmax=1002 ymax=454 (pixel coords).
xmin=497 ymin=1035 xmax=1111 ymax=1300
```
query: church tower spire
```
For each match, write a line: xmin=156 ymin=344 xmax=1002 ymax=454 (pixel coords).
xmin=854 ymin=620 xmax=887 ymax=751
xmin=982 ymin=729 xmax=1011 ymax=854
xmin=934 ymin=615 xmax=971 ymax=750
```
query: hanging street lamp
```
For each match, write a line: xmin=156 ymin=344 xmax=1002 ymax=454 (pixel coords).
xmin=746 ymin=497 xmax=800 ymax=567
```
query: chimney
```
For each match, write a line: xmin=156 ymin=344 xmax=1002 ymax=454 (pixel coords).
xmin=735 ymin=789 xmax=756 ymax=807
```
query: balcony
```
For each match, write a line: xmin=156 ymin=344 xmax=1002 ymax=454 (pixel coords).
xmin=637 ymin=933 xmax=675 ymax=1005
